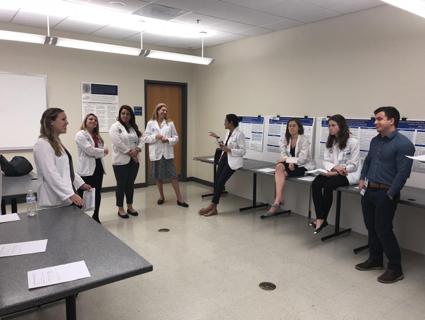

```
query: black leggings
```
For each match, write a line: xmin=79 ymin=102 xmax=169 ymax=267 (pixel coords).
xmin=312 ymin=174 xmax=349 ymax=221
xmin=212 ymin=157 xmax=235 ymax=205
xmin=78 ymin=159 xmax=104 ymax=221
xmin=113 ymin=159 xmax=139 ymax=207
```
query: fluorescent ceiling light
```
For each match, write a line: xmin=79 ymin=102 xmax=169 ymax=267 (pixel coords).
xmin=0 ymin=30 xmax=46 ymax=44
xmin=381 ymin=0 xmax=425 ymax=19
xmin=142 ymin=49 xmax=214 ymax=65
xmin=0 ymin=0 xmax=216 ymax=38
xmin=55 ymin=37 xmax=141 ymax=56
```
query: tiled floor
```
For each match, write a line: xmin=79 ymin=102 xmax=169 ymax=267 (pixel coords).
xmin=6 ymin=182 xmax=425 ymax=319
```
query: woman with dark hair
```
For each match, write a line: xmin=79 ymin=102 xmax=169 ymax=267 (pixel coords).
xmin=75 ymin=113 xmax=109 ymax=223
xmin=34 ymin=108 xmax=91 ymax=208
xmin=109 ymin=105 xmax=144 ymax=219
xmin=143 ymin=103 xmax=188 ymax=207
xmin=311 ymin=114 xmax=360 ymax=234
xmin=265 ymin=118 xmax=314 ymax=216
xmin=199 ymin=114 xmax=246 ymax=216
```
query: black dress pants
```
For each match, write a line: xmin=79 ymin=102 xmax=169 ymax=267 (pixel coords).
xmin=212 ymin=157 xmax=235 ymax=205
xmin=362 ymin=189 xmax=401 ymax=272
xmin=312 ymin=174 xmax=349 ymax=221
xmin=113 ymin=159 xmax=139 ymax=207
xmin=78 ymin=159 xmax=104 ymax=222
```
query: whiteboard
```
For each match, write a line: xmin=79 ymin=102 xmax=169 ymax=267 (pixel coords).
xmin=0 ymin=72 xmax=47 ymax=150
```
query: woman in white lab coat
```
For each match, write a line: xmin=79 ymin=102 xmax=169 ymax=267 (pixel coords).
xmin=311 ymin=114 xmax=360 ymax=234
xmin=143 ymin=103 xmax=188 ymax=207
xmin=75 ymin=113 xmax=108 ymax=223
xmin=34 ymin=108 xmax=91 ymax=208
xmin=109 ymin=105 xmax=144 ymax=219
xmin=199 ymin=114 xmax=246 ymax=216
xmin=265 ymin=118 xmax=315 ymax=216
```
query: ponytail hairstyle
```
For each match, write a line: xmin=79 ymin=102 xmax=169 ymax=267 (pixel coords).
xmin=39 ymin=108 xmax=65 ymax=156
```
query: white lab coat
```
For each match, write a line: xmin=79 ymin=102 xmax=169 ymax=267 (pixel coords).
xmin=75 ymin=130 xmax=106 ymax=176
xmin=222 ymin=128 xmax=246 ymax=170
xmin=109 ymin=121 xmax=144 ymax=165
xmin=280 ymin=134 xmax=315 ymax=170
xmin=143 ymin=120 xmax=179 ymax=161
xmin=323 ymin=137 xmax=361 ymax=184
xmin=33 ymin=138 xmax=84 ymax=208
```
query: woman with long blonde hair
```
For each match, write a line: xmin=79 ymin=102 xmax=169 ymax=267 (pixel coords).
xmin=75 ymin=113 xmax=109 ymax=223
xmin=143 ymin=103 xmax=188 ymax=207
xmin=34 ymin=108 xmax=91 ymax=208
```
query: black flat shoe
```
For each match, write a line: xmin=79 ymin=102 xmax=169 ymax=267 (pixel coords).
xmin=157 ymin=198 xmax=165 ymax=205
xmin=314 ymin=221 xmax=328 ymax=234
xmin=309 ymin=221 xmax=316 ymax=228
xmin=118 ymin=212 xmax=129 ymax=219
xmin=127 ymin=209 xmax=139 ymax=216
xmin=177 ymin=201 xmax=189 ymax=208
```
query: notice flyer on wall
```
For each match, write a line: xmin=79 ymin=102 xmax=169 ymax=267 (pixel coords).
xmin=239 ymin=116 xmax=265 ymax=152
xmin=81 ymin=83 xmax=119 ymax=132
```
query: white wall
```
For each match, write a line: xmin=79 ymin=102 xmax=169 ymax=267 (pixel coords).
xmin=0 ymin=25 xmax=196 ymax=187
xmin=191 ymin=5 xmax=425 ymax=255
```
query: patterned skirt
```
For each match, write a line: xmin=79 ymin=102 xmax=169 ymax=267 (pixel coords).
xmin=152 ymin=157 xmax=177 ymax=180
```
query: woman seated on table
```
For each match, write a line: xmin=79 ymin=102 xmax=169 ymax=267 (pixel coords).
xmin=311 ymin=114 xmax=360 ymax=234
xmin=265 ymin=118 xmax=315 ymax=216
xmin=34 ymin=108 xmax=91 ymax=208
xmin=199 ymin=114 xmax=246 ymax=216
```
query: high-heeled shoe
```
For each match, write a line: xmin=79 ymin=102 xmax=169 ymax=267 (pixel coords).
xmin=314 ymin=221 xmax=328 ymax=234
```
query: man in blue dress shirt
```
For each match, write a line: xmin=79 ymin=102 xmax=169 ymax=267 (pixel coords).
xmin=356 ymin=106 xmax=415 ymax=283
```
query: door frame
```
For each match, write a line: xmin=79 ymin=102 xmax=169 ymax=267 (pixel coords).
xmin=144 ymin=80 xmax=188 ymax=184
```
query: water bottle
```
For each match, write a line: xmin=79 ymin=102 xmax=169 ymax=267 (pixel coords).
xmin=26 ymin=190 xmax=37 ymax=217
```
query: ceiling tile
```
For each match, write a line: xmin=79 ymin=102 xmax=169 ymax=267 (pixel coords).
xmin=261 ymin=18 xmax=303 ymax=31
xmin=92 ymin=26 xmax=140 ymax=39
xmin=125 ymin=32 xmax=162 ymax=44
xmin=0 ymin=8 xmax=18 ymax=23
xmin=197 ymin=2 xmax=285 ymax=25
xmin=150 ymin=0 xmax=221 ymax=12
xmin=221 ymin=0 xmax=287 ymax=11
xmin=53 ymin=19 xmax=106 ymax=34
xmin=305 ymin=0 xmax=383 ymax=13
xmin=204 ymin=32 xmax=243 ymax=47
xmin=259 ymin=0 xmax=339 ymax=23
xmin=12 ymin=10 xmax=65 ymax=28
xmin=239 ymin=26 xmax=273 ymax=36
xmin=68 ymin=0 xmax=150 ymax=14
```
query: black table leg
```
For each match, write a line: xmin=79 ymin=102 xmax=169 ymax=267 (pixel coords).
xmin=308 ymin=184 xmax=312 ymax=219
xmin=11 ymin=198 xmax=18 ymax=213
xmin=240 ymin=173 xmax=268 ymax=212
xmin=321 ymin=190 xmax=351 ymax=241
xmin=353 ymin=244 xmax=369 ymax=254
xmin=66 ymin=295 xmax=77 ymax=320
xmin=1 ymin=198 xmax=6 ymax=215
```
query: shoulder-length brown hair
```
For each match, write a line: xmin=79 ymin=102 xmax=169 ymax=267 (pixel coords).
xmin=326 ymin=114 xmax=350 ymax=150
xmin=117 ymin=105 xmax=141 ymax=137
xmin=284 ymin=118 xmax=304 ymax=145
xmin=80 ymin=113 xmax=104 ymax=144
xmin=39 ymin=108 xmax=64 ymax=156
xmin=151 ymin=103 xmax=172 ymax=123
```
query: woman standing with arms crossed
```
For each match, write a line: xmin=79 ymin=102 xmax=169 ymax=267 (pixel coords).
xmin=109 ymin=105 xmax=143 ymax=219
xmin=75 ymin=113 xmax=108 ymax=223
xmin=199 ymin=114 xmax=246 ymax=216
xmin=34 ymin=108 xmax=91 ymax=208
xmin=143 ymin=103 xmax=188 ymax=207
xmin=311 ymin=114 xmax=360 ymax=234
xmin=265 ymin=118 xmax=314 ymax=216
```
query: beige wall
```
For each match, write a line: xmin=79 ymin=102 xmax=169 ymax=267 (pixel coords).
xmin=191 ymin=5 xmax=425 ymax=254
xmin=0 ymin=30 xmax=196 ymax=187
xmin=192 ymin=5 xmax=425 ymax=181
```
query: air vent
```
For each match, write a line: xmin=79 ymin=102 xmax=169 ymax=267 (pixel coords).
xmin=133 ymin=3 xmax=186 ymax=20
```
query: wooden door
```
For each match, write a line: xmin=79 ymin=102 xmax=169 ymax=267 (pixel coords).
xmin=145 ymin=81 xmax=186 ymax=184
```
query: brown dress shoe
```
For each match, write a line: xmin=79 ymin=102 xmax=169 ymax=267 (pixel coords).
xmin=204 ymin=208 xmax=218 ymax=216
xmin=377 ymin=269 xmax=404 ymax=283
